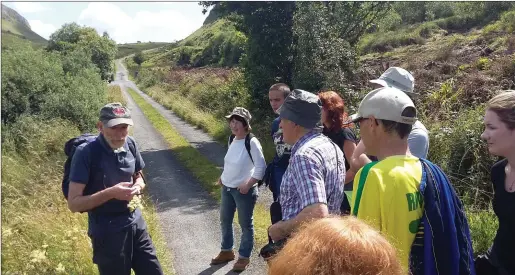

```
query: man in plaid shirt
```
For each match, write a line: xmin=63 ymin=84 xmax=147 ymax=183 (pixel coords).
xmin=268 ymin=89 xmax=345 ymax=242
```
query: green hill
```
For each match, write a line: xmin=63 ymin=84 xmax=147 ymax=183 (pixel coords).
xmin=1 ymin=4 xmax=47 ymax=48
xmin=137 ymin=18 xmax=245 ymax=68
xmin=116 ymin=42 xmax=171 ymax=59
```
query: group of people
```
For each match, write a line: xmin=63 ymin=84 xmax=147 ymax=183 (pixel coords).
xmin=65 ymin=66 xmax=515 ymax=275
xmin=212 ymin=67 xmax=515 ymax=275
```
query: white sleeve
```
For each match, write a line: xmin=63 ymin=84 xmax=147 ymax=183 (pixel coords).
xmin=249 ymin=137 xmax=267 ymax=180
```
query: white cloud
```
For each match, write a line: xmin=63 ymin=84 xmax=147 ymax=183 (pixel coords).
xmin=28 ymin=20 xmax=57 ymax=39
xmin=77 ymin=2 xmax=206 ymax=44
xmin=13 ymin=2 xmax=49 ymax=13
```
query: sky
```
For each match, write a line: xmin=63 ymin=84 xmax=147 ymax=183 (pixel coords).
xmin=2 ymin=1 xmax=210 ymax=44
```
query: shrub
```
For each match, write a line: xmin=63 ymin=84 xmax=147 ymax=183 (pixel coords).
xmin=1 ymin=40 xmax=106 ymax=131
xmin=428 ymin=105 xmax=498 ymax=208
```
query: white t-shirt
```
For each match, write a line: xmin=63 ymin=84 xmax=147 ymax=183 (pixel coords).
xmin=408 ymin=121 xmax=429 ymax=159
xmin=221 ymin=136 xmax=267 ymax=188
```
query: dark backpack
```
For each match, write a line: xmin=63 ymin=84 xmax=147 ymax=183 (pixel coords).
xmin=228 ymin=133 xmax=266 ymax=186
xmin=62 ymin=134 xmax=137 ymax=200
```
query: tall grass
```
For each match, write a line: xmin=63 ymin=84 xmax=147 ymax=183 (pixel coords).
xmin=1 ymin=117 xmax=94 ymax=274
xmin=1 ymin=85 xmax=173 ymax=274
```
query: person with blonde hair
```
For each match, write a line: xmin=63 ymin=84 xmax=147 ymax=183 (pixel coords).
xmin=268 ymin=216 xmax=403 ymax=275
xmin=477 ymin=90 xmax=515 ymax=275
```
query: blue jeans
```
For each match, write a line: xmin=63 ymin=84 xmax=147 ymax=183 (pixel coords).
xmin=220 ymin=185 xmax=258 ymax=259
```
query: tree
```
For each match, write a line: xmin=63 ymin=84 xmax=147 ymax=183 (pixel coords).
xmin=292 ymin=2 xmax=389 ymax=100
xmin=2 ymin=39 xmax=105 ymax=129
xmin=200 ymin=1 xmax=389 ymax=112
xmin=200 ymin=1 xmax=296 ymax=113
xmin=133 ymin=51 xmax=144 ymax=66
xmin=46 ymin=23 xmax=117 ymax=81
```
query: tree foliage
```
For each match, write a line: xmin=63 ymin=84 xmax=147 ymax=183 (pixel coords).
xmin=133 ymin=50 xmax=144 ymax=66
xmin=199 ymin=1 xmax=388 ymax=112
xmin=47 ymin=23 xmax=117 ymax=81
xmin=2 ymin=39 xmax=106 ymax=130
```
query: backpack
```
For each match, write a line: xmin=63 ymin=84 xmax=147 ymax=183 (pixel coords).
xmin=62 ymin=134 xmax=137 ymax=200
xmin=228 ymin=133 xmax=265 ymax=186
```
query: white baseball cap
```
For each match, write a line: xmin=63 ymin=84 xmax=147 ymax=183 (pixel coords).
xmin=350 ymin=87 xmax=417 ymax=125
xmin=370 ymin=67 xmax=416 ymax=94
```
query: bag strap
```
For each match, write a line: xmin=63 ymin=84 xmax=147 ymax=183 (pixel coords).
xmin=127 ymin=137 xmax=139 ymax=170
xmin=228 ymin=133 xmax=254 ymax=164
xmin=352 ymin=161 xmax=378 ymax=216
xmin=245 ymin=133 xmax=254 ymax=164
xmin=229 ymin=134 xmax=235 ymax=146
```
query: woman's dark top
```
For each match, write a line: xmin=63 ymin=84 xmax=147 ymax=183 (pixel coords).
xmin=322 ymin=127 xmax=357 ymax=171
xmin=489 ymin=159 xmax=515 ymax=273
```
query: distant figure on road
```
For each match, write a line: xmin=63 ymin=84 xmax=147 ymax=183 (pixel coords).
xmin=267 ymin=89 xmax=345 ymax=246
xmin=67 ymin=103 xmax=163 ymax=275
xmin=476 ymin=90 xmax=515 ymax=275
xmin=211 ymin=107 xmax=267 ymax=272
xmin=268 ymin=216 xmax=403 ymax=275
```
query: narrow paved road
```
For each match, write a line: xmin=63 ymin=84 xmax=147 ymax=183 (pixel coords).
xmin=112 ymin=60 xmax=268 ymax=275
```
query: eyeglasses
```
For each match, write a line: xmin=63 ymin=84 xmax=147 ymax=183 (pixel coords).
xmin=354 ymin=117 xmax=369 ymax=129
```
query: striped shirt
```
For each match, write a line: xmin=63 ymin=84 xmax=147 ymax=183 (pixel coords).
xmin=279 ymin=130 xmax=345 ymax=221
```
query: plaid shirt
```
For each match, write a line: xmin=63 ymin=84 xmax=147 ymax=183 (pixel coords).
xmin=279 ymin=130 xmax=345 ymax=221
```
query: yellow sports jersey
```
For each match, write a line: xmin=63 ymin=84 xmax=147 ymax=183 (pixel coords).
xmin=351 ymin=155 xmax=423 ymax=271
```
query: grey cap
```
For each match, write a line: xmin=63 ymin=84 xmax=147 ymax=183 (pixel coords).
xmin=278 ymin=89 xmax=322 ymax=129
xmin=99 ymin=102 xmax=134 ymax=128
xmin=369 ymin=67 xmax=417 ymax=95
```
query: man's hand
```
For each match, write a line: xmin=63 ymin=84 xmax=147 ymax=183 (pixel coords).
xmin=109 ymin=182 xmax=137 ymax=201
xmin=268 ymin=221 xmax=288 ymax=242
xmin=217 ymin=178 xmax=222 ymax=186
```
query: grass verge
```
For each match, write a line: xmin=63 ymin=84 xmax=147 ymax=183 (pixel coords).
xmin=126 ymin=87 xmax=271 ymax=246
xmin=144 ymin=85 xmax=276 ymax=161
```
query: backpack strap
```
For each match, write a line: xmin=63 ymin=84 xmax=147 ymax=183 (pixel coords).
xmin=245 ymin=133 xmax=254 ymax=164
xmin=127 ymin=136 xmax=140 ymax=172
xmin=228 ymin=133 xmax=254 ymax=164
xmin=84 ymin=139 xmax=103 ymax=197
xmin=229 ymin=134 xmax=235 ymax=147
xmin=352 ymin=161 xmax=378 ymax=216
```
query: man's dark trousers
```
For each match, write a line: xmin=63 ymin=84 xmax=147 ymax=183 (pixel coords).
xmin=91 ymin=216 xmax=163 ymax=275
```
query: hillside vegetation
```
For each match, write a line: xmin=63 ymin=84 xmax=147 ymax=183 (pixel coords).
xmin=128 ymin=1 xmax=515 ymax=255
xmin=116 ymin=42 xmax=171 ymax=59
xmin=1 ymin=4 xmax=47 ymax=48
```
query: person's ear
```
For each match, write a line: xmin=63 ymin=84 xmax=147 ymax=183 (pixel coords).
xmin=96 ymin=121 xmax=103 ymax=132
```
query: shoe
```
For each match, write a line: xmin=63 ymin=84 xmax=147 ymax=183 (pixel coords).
xmin=210 ymin=250 xmax=235 ymax=265
xmin=232 ymin=258 xmax=250 ymax=272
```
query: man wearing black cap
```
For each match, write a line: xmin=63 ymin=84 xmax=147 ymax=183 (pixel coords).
xmin=267 ymin=90 xmax=345 ymax=242
xmin=67 ymin=103 xmax=163 ymax=275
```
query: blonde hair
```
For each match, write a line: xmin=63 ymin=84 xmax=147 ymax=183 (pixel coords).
xmin=268 ymin=216 xmax=403 ymax=275
xmin=487 ymin=90 xmax=515 ymax=129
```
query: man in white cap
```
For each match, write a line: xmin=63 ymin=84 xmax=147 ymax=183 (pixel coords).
xmin=349 ymin=87 xmax=475 ymax=274
xmin=350 ymin=67 xmax=429 ymax=172
xmin=349 ymin=87 xmax=424 ymax=271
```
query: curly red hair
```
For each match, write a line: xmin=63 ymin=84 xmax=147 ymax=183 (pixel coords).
xmin=268 ymin=216 xmax=403 ymax=275
xmin=318 ymin=91 xmax=352 ymax=131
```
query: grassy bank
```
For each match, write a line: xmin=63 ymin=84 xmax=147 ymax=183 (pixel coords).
xmin=126 ymin=87 xmax=270 ymax=246
xmin=1 ymin=86 xmax=173 ymax=274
